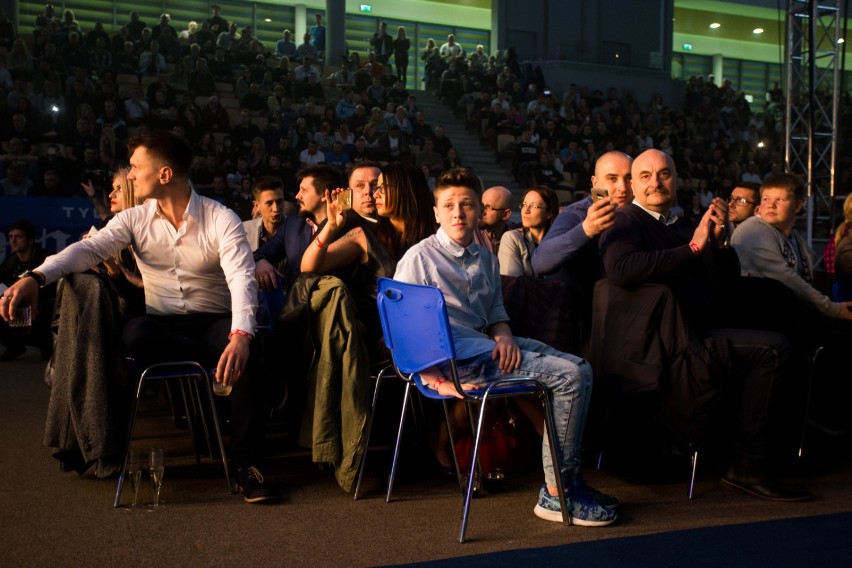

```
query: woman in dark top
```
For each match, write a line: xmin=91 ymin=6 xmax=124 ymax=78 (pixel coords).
xmin=393 ymin=27 xmax=411 ymax=85
xmin=300 ymin=162 xmax=436 ymax=354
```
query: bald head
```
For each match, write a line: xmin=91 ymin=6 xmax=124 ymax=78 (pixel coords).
xmin=483 ymin=186 xmax=512 ymax=208
xmin=481 ymin=186 xmax=513 ymax=230
xmin=631 ymin=149 xmax=678 ymax=214
xmin=591 ymin=151 xmax=633 ymax=207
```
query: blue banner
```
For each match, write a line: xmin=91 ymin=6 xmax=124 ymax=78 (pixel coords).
xmin=0 ymin=196 xmax=100 ymax=263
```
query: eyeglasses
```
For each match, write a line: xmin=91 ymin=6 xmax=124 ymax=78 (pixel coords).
xmin=373 ymin=184 xmax=386 ymax=196
xmin=482 ymin=204 xmax=509 ymax=213
xmin=520 ymin=203 xmax=549 ymax=211
xmin=728 ymin=196 xmax=756 ymax=207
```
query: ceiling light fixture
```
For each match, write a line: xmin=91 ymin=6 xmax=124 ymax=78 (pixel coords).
xmin=753 ymin=28 xmax=764 ymax=34
xmin=710 ymin=22 xmax=721 ymax=29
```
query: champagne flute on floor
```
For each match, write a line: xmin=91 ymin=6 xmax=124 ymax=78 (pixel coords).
xmin=149 ymin=447 xmax=165 ymax=509
xmin=126 ymin=448 xmax=145 ymax=508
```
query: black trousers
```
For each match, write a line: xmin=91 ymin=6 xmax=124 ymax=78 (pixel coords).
xmin=706 ymin=328 xmax=791 ymax=459
xmin=121 ymin=313 xmax=265 ymax=467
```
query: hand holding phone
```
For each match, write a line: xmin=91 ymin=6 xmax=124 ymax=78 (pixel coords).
xmin=335 ymin=188 xmax=353 ymax=211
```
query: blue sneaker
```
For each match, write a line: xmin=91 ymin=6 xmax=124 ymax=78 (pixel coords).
xmin=571 ymin=474 xmax=620 ymax=509
xmin=533 ymin=484 xmax=617 ymax=527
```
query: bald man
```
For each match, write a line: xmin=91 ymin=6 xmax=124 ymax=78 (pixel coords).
xmin=476 ymin=185 xmax=513 ymax=254
xmin=533 ymin=151 xmax=632 ymax=300
xmin=597 ymin=149 xmax=807 ymax=503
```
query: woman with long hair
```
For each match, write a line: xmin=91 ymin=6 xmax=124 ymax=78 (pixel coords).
xmin=302 ymin=162 xmax=435 ymax=274
xmin=393 ymin=26 xmax=411 ymax=85
xmin=300 ymin=162 xmax=436 ymax=352
xmin=498 ymin=186 xmax=560 ymax=277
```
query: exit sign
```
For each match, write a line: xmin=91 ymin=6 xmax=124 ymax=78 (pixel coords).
xmin=360 ymin=4 xmax=372 ymax=12
xmin=682 ymin=43 xmax=693 ymax=51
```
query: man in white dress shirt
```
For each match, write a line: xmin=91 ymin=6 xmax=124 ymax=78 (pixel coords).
xmin=0 ymin=131 xmax=275 ymax=503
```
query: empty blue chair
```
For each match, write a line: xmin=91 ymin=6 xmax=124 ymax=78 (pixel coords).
xmin=372 ymin=277 xmax=569 ymax=542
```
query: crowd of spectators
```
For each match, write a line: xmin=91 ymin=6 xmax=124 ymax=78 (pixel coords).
xmin=0 ymin=5 xmax=468 ymax=220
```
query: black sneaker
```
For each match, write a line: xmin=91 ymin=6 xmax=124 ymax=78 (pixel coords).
xmin=236 ymin=466 xmax=277 ymax=503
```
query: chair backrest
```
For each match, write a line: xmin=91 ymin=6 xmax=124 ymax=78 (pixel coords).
xmin=376 ymin=278 xmax=456 ymax=375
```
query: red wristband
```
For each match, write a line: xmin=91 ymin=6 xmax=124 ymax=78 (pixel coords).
xmin=229 ymin=329 xmax=253 ymax=340
xmin=315 ymin=236 xmax=324 ymax=249
xmin=433 ymin=378 xmax=446 ymax=390
xmin=689 ymin=242 xmax=701 ymax=255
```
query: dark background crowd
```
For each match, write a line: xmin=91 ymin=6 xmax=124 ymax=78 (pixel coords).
xmin=1 ymin=3 xmax=850 ymax=239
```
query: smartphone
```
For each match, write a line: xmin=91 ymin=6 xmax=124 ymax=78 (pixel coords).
xmin=336 ymin=188 xmax=353 ymax=211
xmin=591 ymin=187 xmax=609 ymax=201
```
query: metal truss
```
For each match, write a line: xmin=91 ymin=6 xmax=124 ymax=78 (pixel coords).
xmin=785 ymin=0 xmax=844 ymax=248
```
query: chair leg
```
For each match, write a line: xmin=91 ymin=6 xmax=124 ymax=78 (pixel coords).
xmin=177 ymin=377 xmax=203 ymax=465
xmin=459 ymin=391 xmax=491 ymax=543
xmin=798 ymin=346 xmax=824 ymax=458
xmin=540 ymin=389 xmax=569 ymax=526
xmin=441 ymin=400 xmax=464 ymax=493
xmin=198 ymin=368 xmax=232 ymax=493
xmin=114 ymin=363 xmax=233 ymax=508
xmin=114 ymin=371 xmax=151 ymax=508
xmin=354 ymin=366 xmax=390 ymax=500
xmin=688 ymin=450 xmax=698 ymax=499
xmin=385 ymin=381 xmax=412 ymax=503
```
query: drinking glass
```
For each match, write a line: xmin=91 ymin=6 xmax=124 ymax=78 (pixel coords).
xmin=126 ymin=448 xmax=145 ymax=508
xmin=212 ymin=370 xmax=232 ymax=397
xmin=149 ymin=447 xmax=165 ymax=508
xmin=9 ymin=305 xmax=31 ymax=333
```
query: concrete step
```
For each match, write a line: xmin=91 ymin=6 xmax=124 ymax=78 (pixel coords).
xmin=411 ymin=89 xmax=522 ymax=196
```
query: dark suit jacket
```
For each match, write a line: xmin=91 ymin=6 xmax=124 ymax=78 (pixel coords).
xmin=255 ymin=215 xmax=326 ymax=292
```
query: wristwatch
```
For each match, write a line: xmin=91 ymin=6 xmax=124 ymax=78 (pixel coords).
xmin=20 ymin=270 xmax=46 ymax=288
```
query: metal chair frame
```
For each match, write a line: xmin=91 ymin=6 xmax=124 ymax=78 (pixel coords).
xmin=367 ymin=278 xmax=570 ymax=542
xmin=113 ymin=361 xmax=231 ymax=508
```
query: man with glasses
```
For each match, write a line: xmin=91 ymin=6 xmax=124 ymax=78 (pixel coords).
xmin=728 ymin=181 xmax=760 ymax=230
xmin=476 ymin=185 xmax=513 ymax=254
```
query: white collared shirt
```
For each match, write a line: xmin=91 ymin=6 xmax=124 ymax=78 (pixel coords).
xmin=37 ymin=190 xmax=258 ymax=334
xmin=632 ymin=198 xmax=679 ymax=226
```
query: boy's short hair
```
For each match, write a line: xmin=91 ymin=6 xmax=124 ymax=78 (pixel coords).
xmin=434 ymin=167 xmax=482 ymax=199
xmin=760 ymin=173 xmax=804 ymax=202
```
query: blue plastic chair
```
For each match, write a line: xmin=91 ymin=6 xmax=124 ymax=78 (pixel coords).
xmin=373 ymin=278 xmax=569 ymax=542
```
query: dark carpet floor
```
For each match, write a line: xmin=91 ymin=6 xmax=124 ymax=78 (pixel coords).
xmin=2 ymin=347 xmax=851 ymax=567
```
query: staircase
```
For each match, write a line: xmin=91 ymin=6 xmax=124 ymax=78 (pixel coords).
xmin=412 ymin=90 xmax=522 ymax=198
